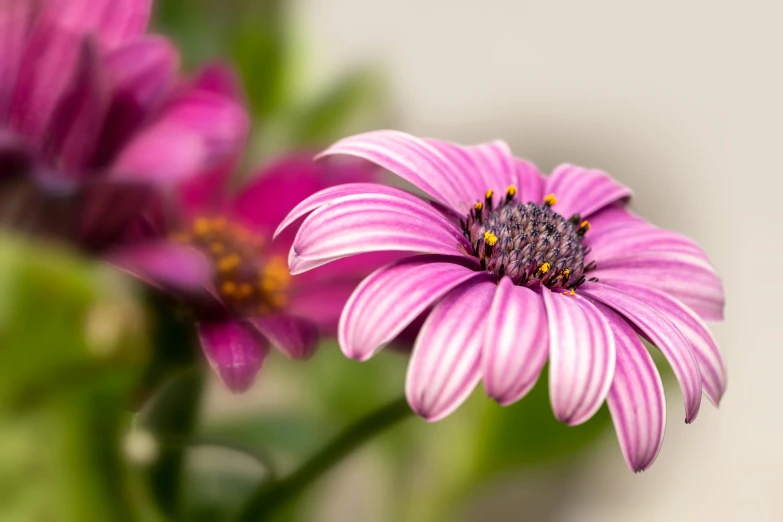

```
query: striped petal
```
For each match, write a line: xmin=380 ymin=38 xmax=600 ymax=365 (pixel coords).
xmin=604 ymin=281 xmax=727 ymax=405
xmin=590 ymin=253 xmax=724 ymax=322
xmin=587 ymin=222 xmax=711 ymax=263
xmin=319 ymin=130 xmax=483 ymax=213
xmin=424 ymin=138 xmax=516 ymax=207
xmin=289 ymin=192 xmax=471 ymax=274
xmin=105 ymin=241 xmax=212 ymax=290
xmin=0 ymin=0 xmax=34 ymax=120
xmin=514 ymin=158 xmax=546 ymax=204
xmin=274 ymin=183 xmax=425 ymax=239
xmin=580 ymin=282 xmax=702 ymax=423
xmin=339 ymin=255 xmax=484 ymax=361
xmin=593 ymin=301 xmax=666 ymax=472
xmin=544 ymin=164 xmax=632 ymax=219
xmin=542 ymin=290 xmax=616 ymax=426
xmin=483 ymin=277 xmax=549 ymax=405
xmin=197 ymin=321 xmax=269 ymax=393
xmin=406 ymin=277 xmax=496 ymax=422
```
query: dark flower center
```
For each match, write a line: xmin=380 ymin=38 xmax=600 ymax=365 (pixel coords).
xmin=461 ymin=187 xmax=592 ymax=289
xmin=172 ymin=217 xmax=290 ymax=315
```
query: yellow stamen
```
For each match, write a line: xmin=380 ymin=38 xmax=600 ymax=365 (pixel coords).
xmin=210 ymin=242 xmax=225 ymax=254
xmin=485 ymin=189 xmax=494 ymax=200
xmin=569 ymin=289 xmax=576 ymax=296
xmin=474 ymin=201 xmax=483 ymax=211
xmin=217 ymin=254 xmax=241 ymax=272
xmin=505 ymin=185 xmax=518 ymax=198
xmin=221 ymin=281 xmax=237 ymax=295
xmin=270 ymin=292 xmax=289 ymax=308
xmin=484 ymin=231 xmax=498 ymax=247
xmin=580 ymin=220 xmax=591 ymax=231
xmin=540 ymin=262 xmax=551 ymax=274
xmin=193 ymin=217 xmax=211 ymax=235
xmin=213 ymin=217 xmax=227 ymax=230
xmin=543 ymin=194 xmax=557 ymax=207
xmin=238 ymin=283 xmax=253 ymax=298
xmin=562 ymin=268 xmax=571 ymax=277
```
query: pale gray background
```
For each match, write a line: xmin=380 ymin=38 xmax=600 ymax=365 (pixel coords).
xmin=217 ymin=1 xmax=782 ymax=520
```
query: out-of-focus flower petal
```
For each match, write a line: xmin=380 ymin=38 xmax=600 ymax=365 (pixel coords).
xmin=580 ymin=282 xmax=703 ymax=423
xmin=593 ymin=300 xmax=666 ymax=473
xmin=110 ymin=90 xmax=248 ymax=184
xmin=197 ymin=321 xmax=268 ymax=393
xmin=544 ymin=164 xmax=632 ymax=219
xmin=105 ymin=241 xmax=212 ymax=290
xmin=319 ymin=130 xmax=490 ymax=213
xmin=0 ymin=0 xmax=34 ymax=120
xmin=93 ymin=36 xmax=179 ymax=166
xmin=514 ymin=158 xmax=546 ymax=204
xmin=483 ymin=277 xmax=549 ymax=406
xmin=37 ymin=0 xmax=152 ymax=50
xmin=45 ymin=39 xmax=109 ymax=176
xmin=339 ymin=255 xmax=485 ymax=361
xmin=247 ymin=314 xmax=319 ymax=360
xmin=10 ymin=19 xmax=83 ymax=141
xmin=542 ymin=289 xmax=616 ymax=426
xmin=289 ymin=192 xmax=471 ymax=274
xmin=590 ymin=253 xmax=724 ymax=322
xmin=234 ymin=155 xmax=328 ymax=233
xmin=192 ymin=62 xmax=245 ymax=100
xmin=406 ymin=277 xmax=496 ymax=422
xmin=424 ymin=138 xmax=516 ymax=205
xmin=604 ymin=281 xmax=727 ymax=405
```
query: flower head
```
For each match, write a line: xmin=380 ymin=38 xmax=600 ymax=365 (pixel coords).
xmin=278 ymin=130 xmax=727 ymax=472
xmin=0 ymin=0 xmax=248 ymax=251
xmin=111 ymin=146 xmax=396 ymax=393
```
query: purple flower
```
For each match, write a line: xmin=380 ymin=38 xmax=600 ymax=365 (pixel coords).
xmin=277 ymin=130 xmax=727 ymax=472
xmin=0 ymin=0 xmax=248 ymax=251
xmin=111 ymin=134 xmax=399 ymax=392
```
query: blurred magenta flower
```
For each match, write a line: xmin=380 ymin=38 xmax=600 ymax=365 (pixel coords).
xmin=0 ymin=0 xmax=247 ymax=251
xmin=110 ymin=78 xmax=395 ymax=390
xmin=277 ymin=130 xmax=727 ymax=472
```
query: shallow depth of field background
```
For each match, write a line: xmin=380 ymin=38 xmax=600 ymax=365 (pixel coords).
xmin=1 ymin=1 xmax=780 ymax=521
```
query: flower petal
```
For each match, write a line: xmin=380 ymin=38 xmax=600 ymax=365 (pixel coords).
xmin=38 ymin=0 xmax=152 ymax=50
xmin=514 ymin=158 xmax=546 ymax=204
xmin=339 ymin=255 xmax=485 ymax=361
xmin=587 ymin=221 xmax=711 ymax=263
xmin=319 ymin=130 xmax=483 ymax=212
xmin=192 ymin=62 xmax=245 ymax=100
xmin=603 ymin=281 xmax=727 ymax=405
xmin=105 ymin=241 xmax=212 ymax=290
xmin=544 ymin=164 xmax=632 ymax=219
xmin=593 ymin=301 xmax=666 ymax=473
xmin=424 ymin=138 xmax=516 ymax=205
xmin=93 ymin=36 xmax=179 ymax=166
xmin=247 ymin=314 xmax=319 ymax=361
xmin=0 ymin=0 xmax=34 ymax=120
xmin=110 ymin=90 xmax=249 ymax=184
xmin=45 ymin=39 xmax=109 ymax=175
xmin=483 ymin=277 xmax=549 ymax=405
xmin=274 ymin=183 xmax=425 ymax=239
xmin=289 ymin=192 xmax=471 ymax=274
xmin=197 ymin=321 xmax=269 ymax=393
xmin=406 ymin=277 xmax=496 ymax=422
xmin=590 ymin=253 xmax=724 ymax=322
xmin=10 ymin=19 xmax=83 ymax=142
xmin=580 ymin=282 xmax=702 ymax=423
xmin=542 ymin=289 xmax=616 ymax=426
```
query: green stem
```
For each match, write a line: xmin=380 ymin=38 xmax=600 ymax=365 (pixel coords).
xmin=236 ymin=396 xmax=413 ymax=522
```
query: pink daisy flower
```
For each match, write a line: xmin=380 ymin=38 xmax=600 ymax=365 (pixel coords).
xmin=277 ymin=130 xmax=727 ymax=472
xmin=0 ymin=0 xmax=247 ymax=252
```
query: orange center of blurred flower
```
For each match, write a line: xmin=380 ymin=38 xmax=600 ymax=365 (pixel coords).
xmin=172 ymin=217 xmax=290 ymax=315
